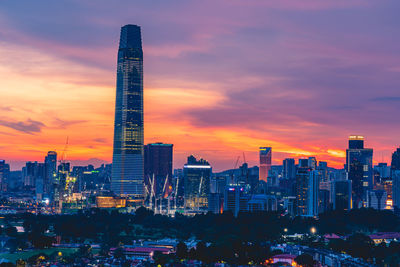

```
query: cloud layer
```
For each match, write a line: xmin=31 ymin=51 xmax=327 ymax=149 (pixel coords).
xmin=0 ymin=0 xmax=399 ymax=170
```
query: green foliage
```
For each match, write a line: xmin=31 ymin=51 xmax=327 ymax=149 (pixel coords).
xmin=295 ymin=253 xmax=317 ymax=267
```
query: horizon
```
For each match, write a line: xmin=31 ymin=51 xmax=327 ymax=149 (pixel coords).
xmin=1 ymin=1 xmax=400 ymax=171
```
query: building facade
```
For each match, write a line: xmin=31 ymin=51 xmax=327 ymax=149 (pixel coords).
xmin=332 ymin=180 xmax=352 ymax=211
xmin=391 ymin=147 xmax=400 ymax=176
xmin=259 ymin=147 xmax=272 ymax=183
xmin=296 ymin=167 xmax=319 ymax=216
xmin=144 ymin=143 xmax=173 ymax=198
xmin=346 ymin=135 xmax=373 ymax=208
xmin=283 ymin=158 xmax=296 ymax=180
xmin=183 ymin=155 xmax=212 ymax=211
xmin=111 ymin=25 xmax=144 ymax=197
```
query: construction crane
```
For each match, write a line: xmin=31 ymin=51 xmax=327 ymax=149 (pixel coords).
xmin=242 ymin=152 xmax=249 ymax=184
xmin=174 ymin=177 xmax=179 ymax=210
xmin=230 ymin=156 xmax=241 ymax=184
xmin=196 ymin=175 xmax=203 ymax=211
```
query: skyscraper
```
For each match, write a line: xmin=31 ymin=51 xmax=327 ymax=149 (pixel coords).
xmin=144 ymin=143 xmax=173 ymax=197
xmin=346 ymin=135 xmax=373 ymax=208
xmin=332 ymin=180 xmax=352 ymax=211
xmin=259 ymin=147 xmax=271 ymax=183
xmin=44 ymin=151 xmax=57 ymax=195
xmin=0 ymin=160 xmax=9 ymax=191
xmin=111 ymin=25 xmax=144 ymax=197
xmin=183 ymin=155 xmax=212 ymax=211
xmin=391 ymin=147 xmax=400 ymax=176
xmin=296 ymin=167 xmax=319 ymax=216
xmin=392 ymin=171 xmax=400 ymax=210
xmin=283 ymin=158 xmax=296 ymax=180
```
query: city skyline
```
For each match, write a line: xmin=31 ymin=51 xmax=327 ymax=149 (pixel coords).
xmin=1 ymin=1 xmax=400 ymax=171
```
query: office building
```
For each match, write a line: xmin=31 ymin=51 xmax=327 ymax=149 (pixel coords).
xmin=144 ymin=143 xmax=173 ymax=197
xmin=183 ymin=155 xmax=212 ymax=210
xmin=367 ymin=190 xmax=387 ymax=210
xmin=346 ymin=135 xmax=373 ymax=208
xmin=208 ymin=193 xmax=223 ymax=214
xmin=308 ymin=157 xmax=317 ymax=170
xmin=44 ymin=151 xmax=57 ymax=194
xmin=318 ymin=189 xmax=330 ymax=214
xmin=259 ymin=147 xmax=271 ymax=183
xmin=392 ymin=171 xmax=400 ymax=209
xmin=298 ymin=158 xmax=309 ymax=168
xmin=332 ymin=180 xmax=352 ymax=211
xmin=111 ymin=25 xmax=144 ymax=197
xmin=248 ymin=194 xmax=277 ymax=212
xmin=283 ymin=158 xmax=296 ymax=180
xmin=224 ymin=184 xmax=249 ymax=216
xmin=391 ymin=147 xmax=400 ymax=176
xmin=0 ymin=160 xmax=9 ymax=191
xmin=318 ymin=161 xmax=328 ymax=182
xmin=296 ymin=167 xmax=319 ymax=216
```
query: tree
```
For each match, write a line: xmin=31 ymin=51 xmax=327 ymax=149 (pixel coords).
xmin=5 ymin=226 xmax=17 ymax=237
xmin=113 ymin=247 xmax=125 ymax=259
xmin=175 ymin=241 xmax=188 ymax=260
xmin=346 ymin=233 xmax=374 ymax=260
xmin=295 ymin=253 xmax=316 ymax=267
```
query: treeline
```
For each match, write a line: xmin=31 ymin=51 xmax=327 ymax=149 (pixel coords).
xmin=2 ymin=207 xmax=400 ymax=249
xmin=328 ymin=233 xmax=400 ymax=265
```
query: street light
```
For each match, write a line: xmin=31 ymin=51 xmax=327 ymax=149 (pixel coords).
xmin=310 ymin=227 xmax=317 ymax=234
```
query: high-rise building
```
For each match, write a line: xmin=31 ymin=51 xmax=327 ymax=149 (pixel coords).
xmin=183 ymin=155 xmax=212 ymax=210
xmin=111 ymin=24 xmax=144 ymax=197
xmin=298 ymin=158 xmax=309 ymax=168
xmin=44 ymin=151 xmax=57 ymax=194
xmin=392 ymin=171 xmax=400 ymax=210
xmin=391 ymin=147 xmax=400 ymax=176
xmin=259 ymin=147 xmax=271 ymax=183
xmin=144 ymin=143 xmax=173 ymax=198
xmin=0 ymin=160 xmax=10 ymax=191
xmin=22 ymin=161 xmax=46 ymax=196
xmin=224 ymin=184 xmax=249 ymax=216
xmin=318 ymin=189 xmax=330 ymax=214
xmin=332 ymin=180 xmax=352 ymax=211
xmin=374 ymin=163 xmax=390 ymax=180
xmin=318 ymin=161 xmax=328 ymax=182
xmin=296 ymin=167 xmax=319 ymax=216
xmin=248 ymin=194 xmax=277 ymax=212
xmin=283 ymin=158 xmax=296 ymax=180
xmin=346 ymin=135 xmax=373 ymax=208
xmin=308 ymin=157 xmax=317 ymax=170
xmin=367 ymin=190 xmax=387 ymax=210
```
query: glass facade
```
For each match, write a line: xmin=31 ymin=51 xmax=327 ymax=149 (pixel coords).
xmin=259 ymin=147 xmax=271 ymax=183
xmin=183 ymin=155 xmax=211 ymax=210
xmin=346 ymin=136 xmax=373 ymax=208
xmin=111 ymin=25 xmax=144 ymax=197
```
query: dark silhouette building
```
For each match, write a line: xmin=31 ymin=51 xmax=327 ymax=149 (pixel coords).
xmin=391 ymin=147 xmax=400 ymax=176
xmin=144 ymin=143 xmax=173 ymax=197
xmin=332 ymin=180 xmax=352 ymax=210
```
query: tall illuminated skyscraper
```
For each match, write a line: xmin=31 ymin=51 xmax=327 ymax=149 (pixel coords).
xmin=111 ymin=25 xmax=144 ymax=197
xmin=346 ymin=135 xmax=373 ymax=208
xmin=259 ymin=147 xmax=271 ymax=183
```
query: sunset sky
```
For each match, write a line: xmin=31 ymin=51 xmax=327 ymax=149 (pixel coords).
xmin=0 ymin=0 xmax=400 ymax=171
